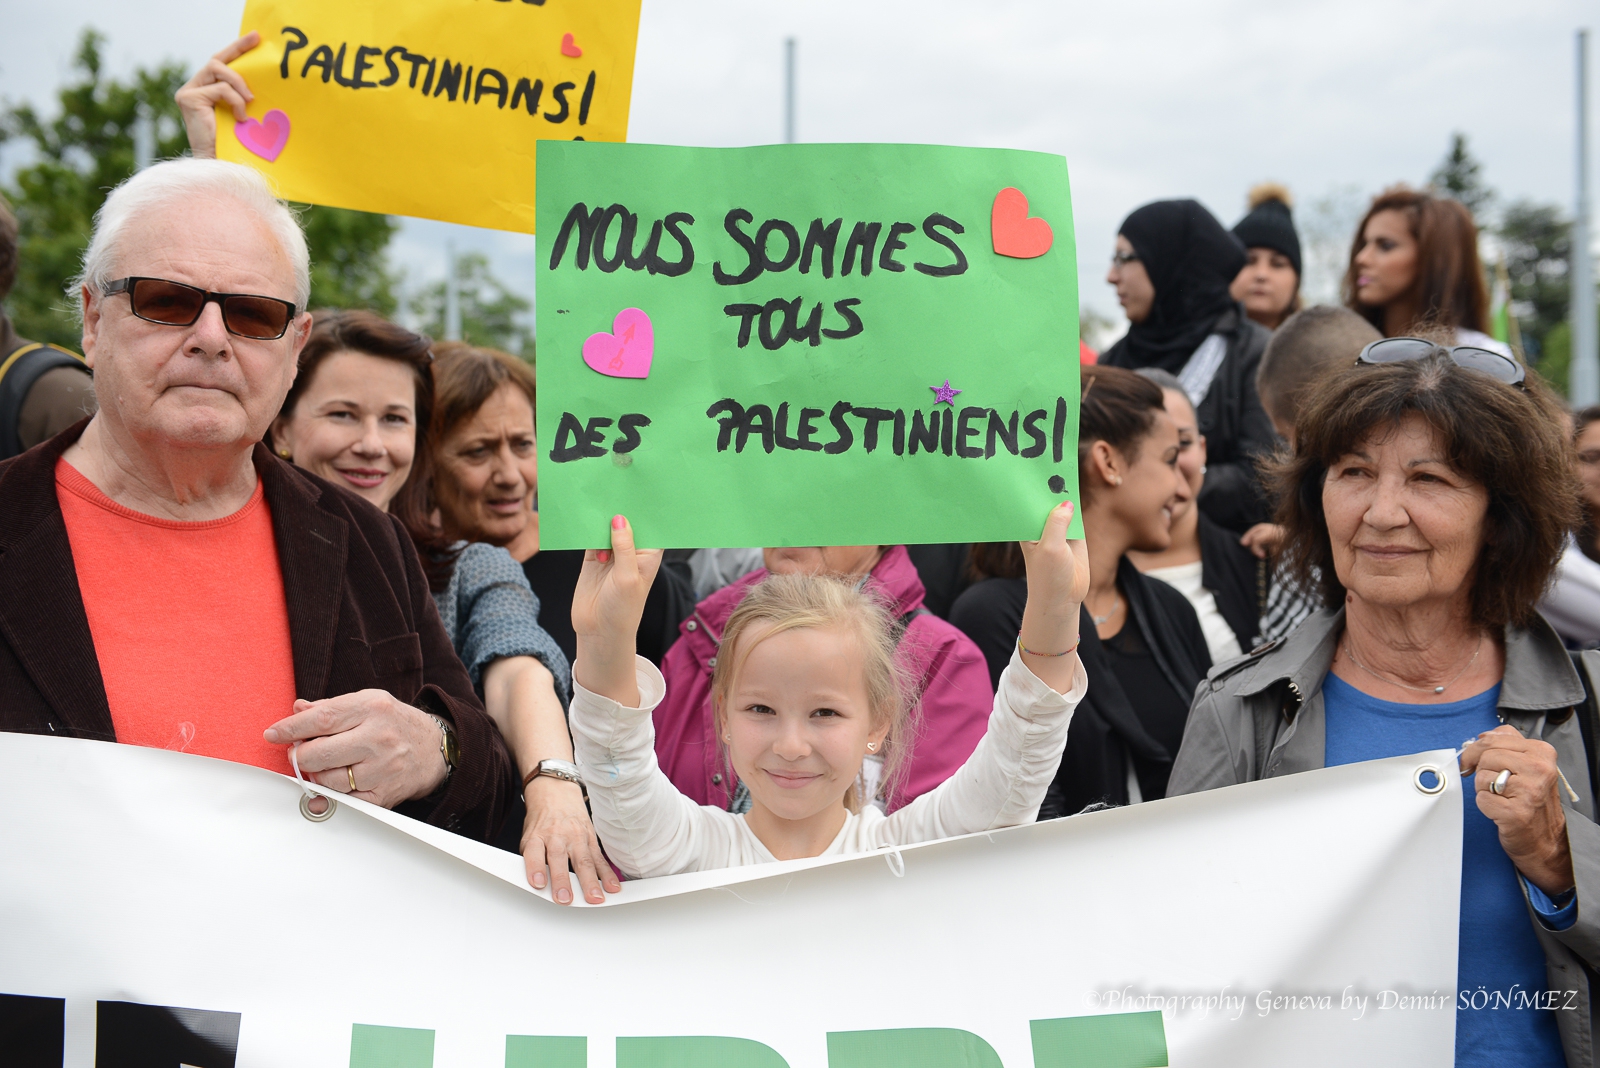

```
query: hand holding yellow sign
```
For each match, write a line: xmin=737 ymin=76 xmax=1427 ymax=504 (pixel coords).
xmin=213 ymin=0 xmax=642 ymax=233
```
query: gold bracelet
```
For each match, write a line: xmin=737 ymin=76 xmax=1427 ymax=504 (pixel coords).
xmin=1017 ymin=636 xmax=1081 ymax=658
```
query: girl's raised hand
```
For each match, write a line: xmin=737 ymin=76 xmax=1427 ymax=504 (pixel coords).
xmin=571 ymin=515 xmax=662 ymax=705
xmin=175 ymin=33 xmax=261 ymax=159
xmin=1019 ymin=501 xmax=1090 ymax=613
xmin=1016 ymin=501 xmax=1089 ymax=693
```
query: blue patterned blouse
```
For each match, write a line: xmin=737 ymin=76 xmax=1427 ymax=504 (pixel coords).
xmin=432 ymin=542 xmax=572 ymax=708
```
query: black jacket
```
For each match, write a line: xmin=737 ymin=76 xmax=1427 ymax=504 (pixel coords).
xmin=0 ymin=422 xmax=515 ymax=841
xmin=1040 ymin=557 xmax=1212 ymax=815
xmin=1104 ymin=305 xmax=1277 ymax=533
xmin=1196 ymin=511 xmax=1266 ymax=653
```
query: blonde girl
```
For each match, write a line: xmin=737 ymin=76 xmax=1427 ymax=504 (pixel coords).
xmin=567 ymin=504 xmax=1088 ymax=876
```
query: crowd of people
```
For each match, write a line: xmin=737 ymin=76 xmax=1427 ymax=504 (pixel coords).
xmin=0 ymin=32 xmax=1598 ymax=1068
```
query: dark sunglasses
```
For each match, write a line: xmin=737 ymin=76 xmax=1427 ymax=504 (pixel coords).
xmin=1356 ymin=336 xmax=1526 ymax=388
xmin=104 ymin=277 xmax=298 ymax=341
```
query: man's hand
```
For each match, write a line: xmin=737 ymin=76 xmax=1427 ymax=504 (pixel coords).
xmin=522 ymin=776 xmax=620 ymax=905
xmin=175 ymin=32 xmax=261 ymax=159
xmin=1460 ymin=725 xmax=1575 ymax=897
xmin=266 ymin=689 xmax=448 ymax=808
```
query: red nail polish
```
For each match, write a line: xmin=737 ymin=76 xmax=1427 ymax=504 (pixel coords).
xmin=612 ymin=514 xmax=625 ymax=530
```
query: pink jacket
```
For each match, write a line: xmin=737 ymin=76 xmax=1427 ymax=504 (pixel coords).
xmin=652 ymin=545 xmax=995 ymax=812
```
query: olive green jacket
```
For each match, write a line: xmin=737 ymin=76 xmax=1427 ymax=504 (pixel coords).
xmin=1169 ymin=608 xmax=1600 ymax=1068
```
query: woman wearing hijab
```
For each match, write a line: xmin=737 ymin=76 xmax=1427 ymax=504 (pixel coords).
xmin=1102 ymin=199 xmax=1277 ymax=534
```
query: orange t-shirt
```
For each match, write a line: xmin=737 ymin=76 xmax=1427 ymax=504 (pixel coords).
xmin=56 ymin=457 xmax=297 ymax=774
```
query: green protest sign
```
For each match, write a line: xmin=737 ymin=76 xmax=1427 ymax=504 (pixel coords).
xmin=535 ymin=142 xmax=1080 ymax=549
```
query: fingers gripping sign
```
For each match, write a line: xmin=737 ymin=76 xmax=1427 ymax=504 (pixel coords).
xmin=176 ymin=32 xmax=262 ymax=159
xmin=1015 ymin=501 xmax=1089 ymax=695
xmin=1459 ymin=724 xmax=1576 ymax=897
xmin=521 ymin=776 xmax=621 ymax=905
xmin=572 ymin=514 xmax=663 ymax=708
xmin=1019 ymin=500 xmax=1091 ymax=610
xmin=264 ymin=689 xmax=449 ymax=809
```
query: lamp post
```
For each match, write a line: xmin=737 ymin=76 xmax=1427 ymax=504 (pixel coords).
xmin=1573 ymin=30 xmax=1597 ymax=403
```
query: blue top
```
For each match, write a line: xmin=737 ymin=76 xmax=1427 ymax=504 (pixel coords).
xmin=432 ymin=542 xmax=573 ymax=707
xmin=1322 ymin=673 xmax=1567 ymax=1067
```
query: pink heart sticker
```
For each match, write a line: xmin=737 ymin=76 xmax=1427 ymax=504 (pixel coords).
xmin=235 ymin=109 xmax=291 ymax=162
xmin=561 ymin=33 xmax=583 ymax=58
xmin=583 ymin=309 xmax=654 ymax=379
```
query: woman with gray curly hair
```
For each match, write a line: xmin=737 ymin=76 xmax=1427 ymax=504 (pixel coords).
xmin=1170 ymin=337 xmax=1592 ymax=1066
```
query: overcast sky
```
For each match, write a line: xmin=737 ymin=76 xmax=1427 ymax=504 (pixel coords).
xmin=1 ymin=0 xmax=1593 ymax=340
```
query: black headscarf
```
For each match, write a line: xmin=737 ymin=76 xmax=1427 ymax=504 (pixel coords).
xmin=1106 ymin=199 xmax=1246 ymax=372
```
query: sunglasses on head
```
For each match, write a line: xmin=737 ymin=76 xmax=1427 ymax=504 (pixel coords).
xmin=103 ymin=277 xmax=298 ymax=341
xmin=1356 ymin=336 xmax=1526 ymax=388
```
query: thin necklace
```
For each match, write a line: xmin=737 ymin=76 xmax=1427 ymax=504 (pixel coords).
xmin=1341 ymin=633 xmax=1483 ymax=696
xmin=1090 ymin=591 xmax=1122 ymax=626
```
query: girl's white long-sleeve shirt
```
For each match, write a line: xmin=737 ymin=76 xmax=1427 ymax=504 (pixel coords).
xmin=570 ymin=648 xmax=1087 ymax=878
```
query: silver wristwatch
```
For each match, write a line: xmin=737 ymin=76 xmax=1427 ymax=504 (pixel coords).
xmin=427 ymin=714 xmax=458 ymax=782
xmin=524 ymin=758 xmax=586 ymax=799
xmin=533 ymin=758 xmax=584 ymax=787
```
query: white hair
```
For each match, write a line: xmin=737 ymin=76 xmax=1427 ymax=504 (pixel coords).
xmin=73 ymin=158 xmax=311 ymax=312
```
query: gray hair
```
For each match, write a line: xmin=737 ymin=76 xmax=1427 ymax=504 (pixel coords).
xmin=73 ymin=158 xmax=310 ymax=313
xmin=1134 ymin=366 xmax=1191 ymax=404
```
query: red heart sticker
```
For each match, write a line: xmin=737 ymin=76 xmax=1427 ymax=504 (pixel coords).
xmin=561 ymin=33 xmax=583 ymax=58
xmin=991 ymin=187 xmax=1053 ymax=259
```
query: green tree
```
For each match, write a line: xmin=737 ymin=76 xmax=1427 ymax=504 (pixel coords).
xmin=1429 ymin=132 xmax=1494 ymax=222
xmin=0 ymin=30 xmax=188 ymax=348
xmin=409 ymin=251 xmax=535 ymax=358
xmin=1 ymin=29 xmax=397 ymax=349
xmin=1539 ymin=320 xmax=1572 ymax=398
xmin=299 ymin=205 xmax=399 ymax=314
xmin=1496 ymin=200 xmax=1570 ymax=368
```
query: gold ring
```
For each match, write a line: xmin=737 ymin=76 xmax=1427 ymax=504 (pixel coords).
xmin=348 ymin=765 xmax=357 ymax=793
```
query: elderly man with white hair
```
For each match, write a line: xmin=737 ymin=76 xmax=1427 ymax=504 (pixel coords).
xmin=0 ymin=158 xmax=514 ymax=839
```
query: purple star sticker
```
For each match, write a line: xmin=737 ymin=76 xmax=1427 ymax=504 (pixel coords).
xmin=930 ymin=379 xmax=962 ymax=406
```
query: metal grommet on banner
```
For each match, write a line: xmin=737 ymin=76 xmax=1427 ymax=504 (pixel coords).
xmin=299 ymin=793 xmax=336 ymax=822
xmin=1413 ymin=764 xmax=1446 ymax=795
xmin=289 ymin=742 xmax=337 ymax=822
xmin=885 ymin=849 xmax=905 ymax=878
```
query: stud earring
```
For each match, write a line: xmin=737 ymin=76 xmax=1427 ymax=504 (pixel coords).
xmin=867 ymin=742 xmax=877 ymax=752
xmin=1112 ymin=475 xmax=1123 ymax=486
xmin=277 ymin=448 xmax=292 ymax=460
xmin=723 ymin=734 xmax=731 ymax=743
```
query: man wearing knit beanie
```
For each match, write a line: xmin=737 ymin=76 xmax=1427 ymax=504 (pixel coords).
xmin=1229 ymin=183 xmax=1302 ymax=330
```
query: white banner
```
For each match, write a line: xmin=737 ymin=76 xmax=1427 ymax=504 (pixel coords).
xmin=0 ymin=732 xmax=1461 ymax=1067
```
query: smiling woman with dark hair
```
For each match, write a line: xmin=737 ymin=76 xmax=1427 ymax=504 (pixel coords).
xmin=266 ymin=315 xmax=613 ymax=904
xmin=1169 ymin=342 xmax=1594 ymax=1067
xmin=952 ymin=366 xmax=1210 ymax=816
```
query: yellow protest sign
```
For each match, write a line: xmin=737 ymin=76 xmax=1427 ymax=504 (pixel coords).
xmin=214 ymin=0 xmax=642 ymax=233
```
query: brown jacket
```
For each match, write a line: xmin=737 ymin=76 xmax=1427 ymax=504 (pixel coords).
xmin=0 ymin=421 xmax=514 ymax=840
